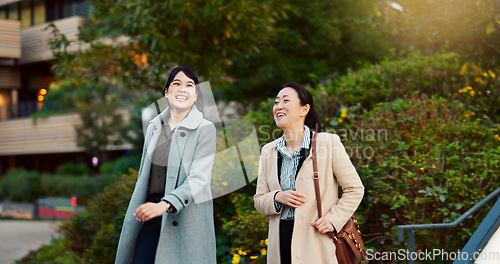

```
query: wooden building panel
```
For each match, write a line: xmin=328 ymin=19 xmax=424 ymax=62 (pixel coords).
xmin=0 ymin=109 xmax=132 ymax=155
xmin=19 ymin=16 xmax=83 ymax=65
xmin=0 ymin=66 xmax=20 ymax=89
xmin=0 ymin=19 xmax=21 ymax=59
xmin=0 ymin=0 xmax=21 ymax=8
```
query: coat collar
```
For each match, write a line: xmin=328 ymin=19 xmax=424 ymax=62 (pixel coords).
xmin=149 ymin=105 xmax=203 ymax=131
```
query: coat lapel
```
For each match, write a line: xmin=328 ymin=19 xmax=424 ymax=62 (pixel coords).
xmin=268 ymin=147 xmax=281 ymax=191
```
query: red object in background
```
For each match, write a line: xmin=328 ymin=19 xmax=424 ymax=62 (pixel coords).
xmin=38 ymin=206 xmax=74 ymax=219
xmin=71 ymin=196 xmax=77 ymax=207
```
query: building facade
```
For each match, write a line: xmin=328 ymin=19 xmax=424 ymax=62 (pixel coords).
xmin=0 ymin=0 xmax=130 ymax=176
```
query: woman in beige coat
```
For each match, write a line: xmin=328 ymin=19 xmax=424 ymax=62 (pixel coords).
xmin=254 ymin=82 xmax=364 ymax=264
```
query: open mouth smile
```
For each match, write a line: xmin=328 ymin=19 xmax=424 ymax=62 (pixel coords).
xmin=175 ymin=95 xmax=188 ymax=102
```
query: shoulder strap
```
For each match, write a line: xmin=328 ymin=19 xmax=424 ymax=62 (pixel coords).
xmin=312 ymin=132 xmax=323 ymax=218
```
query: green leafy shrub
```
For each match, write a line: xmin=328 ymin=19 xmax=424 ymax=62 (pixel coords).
xmin=0 ymin=168 xmax=114 ymax=203
xmin=222 ymin=191 xmax=269 ymax=264
xmin=0 ymin=168 xmax=41 ymax=202
xmin=314 ymin=52 xmax=499 ymax=124
xmin=16 ymin=237 xmax=82 ymax=264
xmin=16 ymin=169 xmax=137 ymax=264
xmin=99 ymin=152 xmax=140 ymax=176
xmin=60 ymin=169 xmax=137 ymax=263
xmin=55 ymin=162 xmax=91 ymax=176
xmin=348 ymin=95 xmax=500 ymax=255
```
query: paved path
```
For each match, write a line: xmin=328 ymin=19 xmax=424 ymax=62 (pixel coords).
xmin=0 ymin=220 xmax=61 ymax=264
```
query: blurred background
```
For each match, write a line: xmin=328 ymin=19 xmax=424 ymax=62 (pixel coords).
xmin=0 ymin=0 xmax=499 ymax=263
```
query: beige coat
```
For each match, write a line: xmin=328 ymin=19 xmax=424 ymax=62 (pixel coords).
xmin=254 ymin=132 xmax=364 ymax=264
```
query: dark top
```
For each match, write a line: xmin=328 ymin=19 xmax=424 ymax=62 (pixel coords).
xmin=148 ymin=123 xmax=176 ymax=195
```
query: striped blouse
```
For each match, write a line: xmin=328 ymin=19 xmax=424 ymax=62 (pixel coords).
xmin=274 ymin=125 xmax=312 ymax=220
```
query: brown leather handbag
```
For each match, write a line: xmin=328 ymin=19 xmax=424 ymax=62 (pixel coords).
xmin=311 ymin=132 xmax=368 ymax=264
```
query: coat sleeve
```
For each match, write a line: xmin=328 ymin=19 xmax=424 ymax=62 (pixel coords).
xmin=254 ymin=144 xmax=283 ymax=216
xmin=323 ymin=134 xmax=364 ymax=232
xmin=162 ymin=123 xmax=216 ymax=215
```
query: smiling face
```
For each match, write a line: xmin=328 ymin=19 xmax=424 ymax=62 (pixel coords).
xmin=165 ymin=71 xmax=198 ymax=113
xmin=273 ymin=87 xmax=310 ymax=130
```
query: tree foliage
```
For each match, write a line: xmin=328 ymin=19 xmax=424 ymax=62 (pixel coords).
xmin=385 ymin=0 xmax=500 ymax=65
xmin=223 ymin=0 xmax=391 ymax=103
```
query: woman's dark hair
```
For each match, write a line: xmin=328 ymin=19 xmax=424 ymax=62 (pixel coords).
xmin=163 ymin=66 xmax=204 ymax=112
xmin=283 ymin=82 xmax=322 ymax=132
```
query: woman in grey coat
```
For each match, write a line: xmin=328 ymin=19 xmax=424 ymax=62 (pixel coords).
xmin=115 ymin=66 xmax=217 ymax=264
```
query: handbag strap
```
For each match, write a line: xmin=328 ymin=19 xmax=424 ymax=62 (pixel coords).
xmin=311 ymin=132 xmax=323 ymax=218
xmin=312 ymin=132 xmax=369 ymax=263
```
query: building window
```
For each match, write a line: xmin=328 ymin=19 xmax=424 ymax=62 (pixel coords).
xmin=7 ymin=3 xmax=20 ymax=21
xmin=33 ymin=0 xmax=46 ymax=25
xmin=0 ymin=6 xmax=6 ymax=19
xmin=21 ymin=0 xmax=31 ymax=28
xmin=46 ymin=0 xmax=88 ymax=22
xmin=1 ymin=0 xmax=88 ymax=25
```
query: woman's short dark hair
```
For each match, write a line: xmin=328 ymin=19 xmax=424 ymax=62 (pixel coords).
xmin=163 ymin=66 xmax=204 ymax=112
xmin=283 ymin=82 xmax=322 ymax=132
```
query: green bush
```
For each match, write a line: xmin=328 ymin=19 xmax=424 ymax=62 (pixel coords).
xmin=16 ymin=237 xmax=82 ymax=264
xmin=0 ymin=168 xmax=114 ymax=203
xmin=55 ymin=162 xmax=91 ymax=176
xmin=0 ymin=168 xmax=41 ymax=202
xmin=16 ymin=169 xmax=137 ymax=264
xmin=222 ymin=191 xmax=269 ymax=264
xmin=99 ymin=152 xmax=140 ymax=176
xmin=314 ymin=52 xmax=499 ymax=124
xmin=60 ymin=170 xmax=137 ymax=263
xmin=348 ymin=95 xmax=499 ymax=255
xmin=0 ymin=154 xmax=140 ymax=203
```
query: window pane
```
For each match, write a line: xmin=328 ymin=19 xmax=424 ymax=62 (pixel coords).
xmin=0 ymin=7 xmax=6 ymax=19
xmin=61 ymin=0 xmax=70 ymax=18
xmin=46 ymin=0 xmax=57 ymax=22
xmin=8 ymin=3 xmax=20 ymax=21
xmin=21 ymin=0 xmax=31 ymax=28
xmin=33 ymin=0 xmax=46 ymax=25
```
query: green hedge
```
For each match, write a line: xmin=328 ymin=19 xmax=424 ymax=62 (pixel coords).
xmin=349 ymin=95 xmax=499 ymax=254
xmin=0 ymin=168 xmax=114 ymax=203
xmin=313 ymin=52 xmax=499 ymax=124
xmin=0 ymin=154 xmax=140 ymax=203
xmin=17 ymin=169 xmax=137 ymax=264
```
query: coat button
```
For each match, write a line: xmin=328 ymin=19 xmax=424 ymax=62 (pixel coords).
xmin=297 ymin=255 xmax=301 ymax=259
xmin=184 ymin=199 xmax=189 ymax=204
xmin=180 ymin=132 xmax=186 ymax=137
xmin=300 ymin=176 xmax=304 ymax=180
xmin=173 ymin=221 xmax=178 ymax=226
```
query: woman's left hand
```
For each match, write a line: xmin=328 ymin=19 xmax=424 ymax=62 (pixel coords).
xmin=310 ymin=217 xmax=335 ymax=234
xmin=134 ymin=201 xmax=168 ymax=222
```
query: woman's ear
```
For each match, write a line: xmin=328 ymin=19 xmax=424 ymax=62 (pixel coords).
xmin=301 ymin=104 xmax=310 ymax=117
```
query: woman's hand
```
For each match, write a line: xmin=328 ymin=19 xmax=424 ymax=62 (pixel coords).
xmin=310 ymin=217 xmax=335 ymax=234
xmin=134 ymin=201 xmax=168 ymax=222
xmin=275 ymin=190 xmax=306 ymax=208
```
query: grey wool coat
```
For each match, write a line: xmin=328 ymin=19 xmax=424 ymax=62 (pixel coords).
xmin=115 ymin=105 xmax=217 ymax=264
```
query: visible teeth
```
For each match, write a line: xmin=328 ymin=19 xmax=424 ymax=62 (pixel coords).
xmin=176 ymin=95 xmax=188 ymax=100
xmin=277 ymin=113 xmax=285 ymax=117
